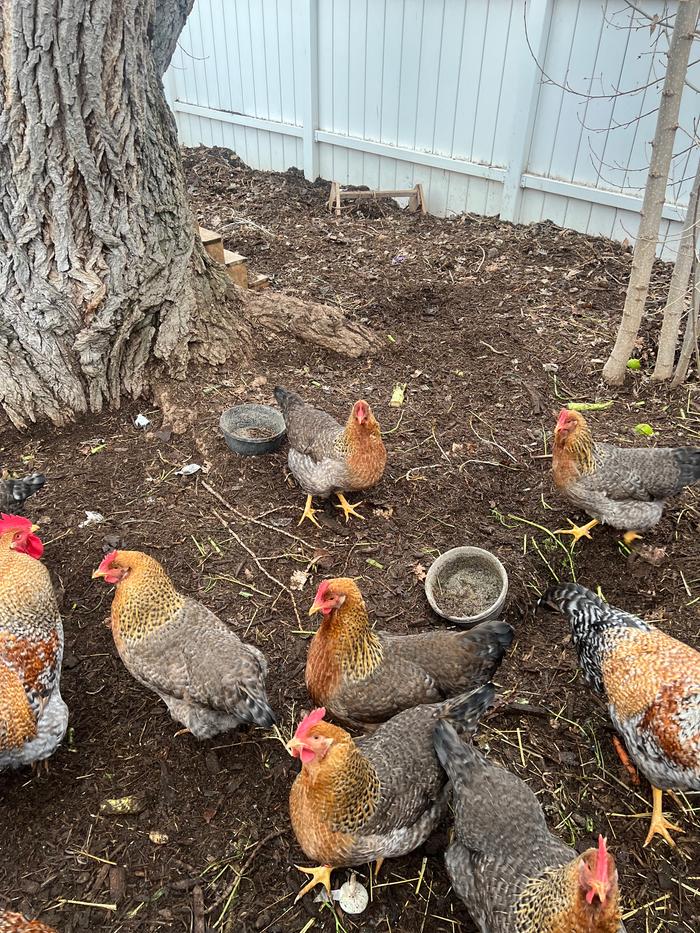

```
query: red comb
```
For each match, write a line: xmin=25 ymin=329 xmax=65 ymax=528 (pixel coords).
xmin=97 ymin=550 xmax=118 ymax=573
xmin=557 ymin=408 xmax=572 ymax=427
xmin=595 ymin=835 xmax=608 ymax=884
xmin=295 ymin=708 xmax=326 ymax=740
xmin=314 ymin=580 xmax=330 ymax=602
xmin=0 ymin=513 xmax=33 ymax=535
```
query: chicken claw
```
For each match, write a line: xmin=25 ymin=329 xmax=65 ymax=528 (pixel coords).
xmin=294 ymin=864 xmax=333 ymax=901
xmin=554 ymin=518 xmax=599 ymax=544
xmin=335 ymin=492 xmax=365 ymax=522
xmin=643 ymin=786 xmax=685 ymax=848
xmin=622 ymin=531 xmax=642 ymax=545
xmin=298 ymin=494 xmax=321 ymax=528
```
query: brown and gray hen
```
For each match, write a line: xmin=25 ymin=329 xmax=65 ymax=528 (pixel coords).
xmin=306 ymin=578 xmax=513 ymax=730
xmin=286 ymin=684 xmax=494 ymax=900
xmin=93 ymin=550 xmax=275 ymax=738
xmin=274 ymin=386 xmax=386 ymax=525
xmin=553 ymin=408 xmax=700 ymax=543
xmin=435 ymin=720 xmax=625 ymax=933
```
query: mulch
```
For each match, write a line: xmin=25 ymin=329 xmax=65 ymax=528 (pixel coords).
xmin=1 ymin=145 xmax=698 ymax=932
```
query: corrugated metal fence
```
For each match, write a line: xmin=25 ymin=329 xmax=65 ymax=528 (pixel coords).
xmin=165 ymin=0 xmax=700 ymax=258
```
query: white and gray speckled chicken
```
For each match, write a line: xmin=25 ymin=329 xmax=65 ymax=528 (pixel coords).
xmin=540 ymin=583 xmax=700 ymax=849
xmin=435 ymin=720 xmax=625 ymax=933
xmin=93 ymin=550 xmax=275 ymax=738
xmin=0 ymin=473 xmax=45 ymax=515
xmin=0 ymin=515 xmax=68 ymax=772
xmin=274 ymin=386 xmax=386 ymax=526
xmin=552 ymin=408 xmax=700 ymax=544
xmin=286 ymin=684 xmax=494 ymax=901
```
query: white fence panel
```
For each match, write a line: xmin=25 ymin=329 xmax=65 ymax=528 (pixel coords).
xmin=165 ymin=0 xmax=700 ymax=258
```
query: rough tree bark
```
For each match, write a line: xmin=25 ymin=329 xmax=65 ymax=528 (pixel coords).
xmin=653 ymin=152 xmax=700 ymax=381
xmin=0 ymin=1 xmax=378 ymax=428
xmin=671 ymin=249 xmax=700 ymax=385
xmin=602 ymin=0 xmax=700 ymax=386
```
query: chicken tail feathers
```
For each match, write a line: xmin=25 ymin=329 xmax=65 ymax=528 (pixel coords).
xmin=433 ymin=719 xmax=484 ymax=785
xmin=672 ymin=447 xmax=700 ymax=492
xmin=463 ymin=620 xmax=514 ymax=674
xmin=438 ymin=683 xmax=495 ymax=735
xmin=242 ymin=689 xmax=276 ymax=728
xmin=2 ymin=473 xmax=46 ymax=512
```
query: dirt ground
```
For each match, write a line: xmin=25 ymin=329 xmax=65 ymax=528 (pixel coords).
xmin=1 ymin=146 xmax=699 ymax=932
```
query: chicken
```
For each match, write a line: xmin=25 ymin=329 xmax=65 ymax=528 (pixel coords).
xmin=0 ymin=910 xmax=57 ymax=933
xmin=0 ymin=473 xmax=45 ymax=515
xmin=0 ymin=515 xmax=68 ymax=772
xmin=286 ymin=683 xmax=494 ymax=900
xmin=434 ymin=720 xmax=624 ymax=932
xmin=274 ymin=386 xmax=386 ymax=526
xmin=92 ymin=550 xmax=275 ymax=738
xmin=540 ymin=583 xmax=700 ymax=848
xmin=552 ymin=408 xmax=700 ymax=544
xmin=306 ymin=577 xmax=513 ymax=729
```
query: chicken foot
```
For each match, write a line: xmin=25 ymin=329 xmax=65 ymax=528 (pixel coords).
xmin=335 ymin=492 xmax=365 ymax=522
xmin=643 ymin=786 xmax=685 ymax=848
xmin=298 ymin=494 xmax=322 ymax=528
xmin=294 ymin=863 xmax=333 ymax=901
xmin=554 ymin=518 xmax=599 ymax=544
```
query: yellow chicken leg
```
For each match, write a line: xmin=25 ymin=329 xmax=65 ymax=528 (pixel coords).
xmin=298 ymin=494 xmax=321 ymax=528
xmin=554 ymin=518 xmax=599 ymax=544
xmin=335 ymin=492 xmax=365 ymax=522
xmin=643 ymin=786 xmax=685 ymax=848
xmin=294 ymin=864 xmax=333 ymax=901
xmin=373 ymin=857 xmax=384 ymax=880
xmin=622 ymin=531 xmax=642 ymax=545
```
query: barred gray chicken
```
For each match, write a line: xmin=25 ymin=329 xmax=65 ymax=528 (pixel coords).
xmin=552 ymin=408 xmax=700 ymax=543
xmin=434 ymin=720 xmax=624 ymax=932
xmin=0 ymin=473 xmax=45 ymax=514
xmin=274 ymin=386 xmax=386 ymax=526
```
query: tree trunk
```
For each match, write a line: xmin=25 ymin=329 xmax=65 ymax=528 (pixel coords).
xmin=602 ymin=0 xmax=700 ymax=386
xmin=653 ymin=150 xmax=700 ymax=381
xmin=671 ymin=251 xmax=700 ymax=385
xmin=0 ymin=1 xmax=378 ymax=429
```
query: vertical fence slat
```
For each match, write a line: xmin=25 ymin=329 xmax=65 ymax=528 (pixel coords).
xmin=302 ymin=0 xmax=319 ymax=180
xmin=499 ymin=0 xmax=554 ymax=222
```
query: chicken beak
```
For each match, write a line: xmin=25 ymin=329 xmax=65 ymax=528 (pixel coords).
xmin=587 ymin=880 xmax=609 ymax=904
xmin=308 ymin=600 xmax=322 ymax=616
xmin=30 ymin=524 xmax=40 ymax=534
xmin=91 ymin=569 xmax=106 ymax=579
xmin=285 ymin=736 xmax=305 ymax=756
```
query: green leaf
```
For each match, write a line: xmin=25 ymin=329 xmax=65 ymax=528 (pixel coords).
xmin=634 ymin=423 xmax=654 ymax=436
xmin=365 ymin=558 xmax=384 ymax=570
xmin=626 ymin=358 xmax=641 ymax=370
xmin=386 ymin=334 xmax=396 ymax=343
xmin=566 ymin=401 xmax=614 ymax=412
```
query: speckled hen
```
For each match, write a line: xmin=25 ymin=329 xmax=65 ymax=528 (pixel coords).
xmin=540 ymin=583 xmax=700 ymax=848
xmin=434 ymin=720 xmax=625 ymax=933
xmin=552 ymin=408 xmax=700 ymax=544
xmin=0 ymin=910 xmax=57 ymax=933
xmin=93 ymin=550 xmax=275 ymax=738
xmin=286 ymin=684 xmax=494 ymax=900
xmin=274 ymin=386 xmax=386 ymax=526
xmin=306 ymin=577 xmax=513 ymax=729
xmin=0 ymin=515 xmax=67 ymax=772
xmin=0 ymin=473 xmax=45 ymax=515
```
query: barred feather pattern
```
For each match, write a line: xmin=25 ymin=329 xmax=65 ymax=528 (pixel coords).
xmin=541 ymin=583 xmax=700 ymax=794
